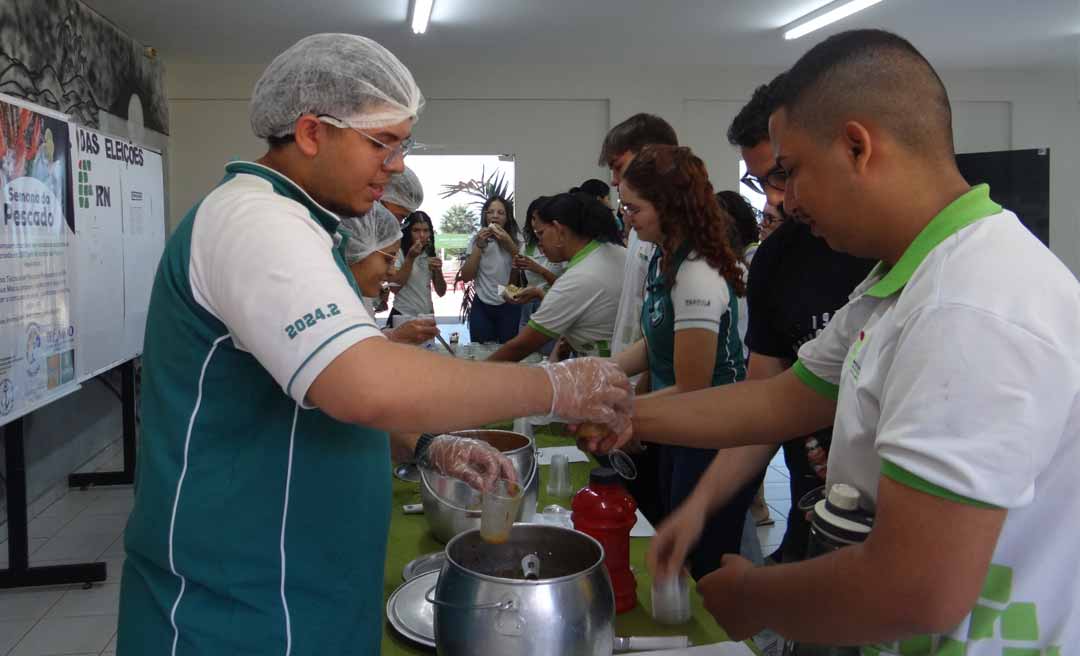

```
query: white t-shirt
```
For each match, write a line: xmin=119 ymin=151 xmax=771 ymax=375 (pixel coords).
xmin=528 ymin=241 xmax=625 ymax=356
xmin=671 ymin=254 xmax=731 ymax=334
xmin=466 ymin=237 xmax=515 ymax=306
xmin=795 ymin=188 xmax=1080 ymax=654
xmin=189 ymin=163 xmax=385 ymax=406
xmin=522 ymin=242 xmax=565 ymax=289
xmin=392 ymin=250 xmax=435 ymax=316
xmin=611 ymin=228 xmax=656 ymax=354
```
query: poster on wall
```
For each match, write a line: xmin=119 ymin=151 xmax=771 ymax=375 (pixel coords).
xmin=119 ymin=147 xmax=165 ymax=360
xmin=0 ymin=93 xmax=77 ymax=426
xmin=70 ymin=124 xmax=125 ymax=380
xmin=70 ymin=124 xmax=166 ymax=381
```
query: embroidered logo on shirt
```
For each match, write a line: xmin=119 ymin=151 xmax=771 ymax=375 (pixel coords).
xmin=685 ymin=299 xmax=711 ymax=307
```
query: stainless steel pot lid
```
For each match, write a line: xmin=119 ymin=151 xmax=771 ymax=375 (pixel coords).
xmin=386 ymin=569 xmax=438 ymax=648
xmin=402 ymin=551 xmax=447 ymax=581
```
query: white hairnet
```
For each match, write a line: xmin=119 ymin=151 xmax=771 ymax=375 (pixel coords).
xmin=340 ymin=203 xmax=402 ymax=265
xmin=250 ymin=33 xmax=424 ymax=139
xmin=381 ymin=167 xmax=424 ymax=212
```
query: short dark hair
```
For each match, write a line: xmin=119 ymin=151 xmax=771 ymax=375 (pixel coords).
xmin=775 ymin=29 xmax=954 ymax=157
xmin=715 ymin=191 xmax=760 ymax=253
xmin=537 ymin=192 xmax=624 ymax=246
xmin=726 ymin=73 xmax=787 ymax=149
xmin=579 ymin=179 xmax=610 ymax=199
xmin=597 ymin=113 xmax=678 ymax=167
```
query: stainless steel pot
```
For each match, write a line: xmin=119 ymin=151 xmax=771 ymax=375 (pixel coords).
xmin=430 ymin=524 xmax=614 ymax=655
xmin=420 ymin=430 xmax=538 ymax=543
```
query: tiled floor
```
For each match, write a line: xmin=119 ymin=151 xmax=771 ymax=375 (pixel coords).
xmin=757 ymin=450 xmax=793 ymax=555
xmin=0 ymin=448 xmax=793 ymax=655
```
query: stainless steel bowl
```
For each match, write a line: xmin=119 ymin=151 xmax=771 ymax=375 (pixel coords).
xmin=419 ymin=430 xmax=538 ymax=544
xmin=431 ymin=524 xmax=614 ymax=655
xmin=447 ymin=429 xmax=535 ymax=478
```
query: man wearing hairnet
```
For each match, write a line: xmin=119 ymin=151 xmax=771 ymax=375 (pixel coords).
xmin=117 ymin=33 xmax=633 ymax=655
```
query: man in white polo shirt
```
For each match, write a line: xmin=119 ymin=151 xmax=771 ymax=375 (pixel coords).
xmin=587 ymin=29 xmax=1079 ymax=653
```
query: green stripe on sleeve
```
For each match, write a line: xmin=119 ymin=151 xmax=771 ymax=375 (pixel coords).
xmin=527 ymin=320 xmax=560 ymax=340
xmin=881 ymin=460 xmax=1001 ymax=509
xmin=792 ymin=360 xmax=839 ymax=401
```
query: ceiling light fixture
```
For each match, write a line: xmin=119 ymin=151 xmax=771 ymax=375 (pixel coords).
xmin=411 ymin=0 xmax=434 ymax=34
xmin=783 ymin=0 xmax=883 ymax=40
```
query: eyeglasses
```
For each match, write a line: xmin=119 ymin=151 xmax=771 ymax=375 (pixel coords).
xmin=619 ymin=203 xmax=641 ymax=217
xmin=740 ymin=166 xmax=788 ymax=195
xmin=373 ymin=248 xmax=398 ymax=265
xmin=317 ymin=115 xmax=415 ymax=166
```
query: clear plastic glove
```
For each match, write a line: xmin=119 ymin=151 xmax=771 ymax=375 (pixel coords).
xmin=543 ymin=358 xmax=633 ymax=443
xmin=647 ymin=498 xmax=707 ymax=582
xmin=420 ymin=436 xmax=519 ymax=492
xmin=389 ymin=318 xmax=439 ymax=345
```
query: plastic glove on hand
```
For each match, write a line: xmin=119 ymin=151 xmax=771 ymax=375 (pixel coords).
xmin=544 ymin=358 xmax=633 ymax=447
xmin=421 ymin=436 xmax=518 ymax=492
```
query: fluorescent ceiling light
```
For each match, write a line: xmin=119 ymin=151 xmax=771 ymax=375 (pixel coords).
xmin=412 ymin=0 xmax=434 ymax=34
xmin=783 ymin=0 xmax=883 ymax=40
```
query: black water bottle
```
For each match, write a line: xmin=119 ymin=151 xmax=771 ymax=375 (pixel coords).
xmin=781 ymin=484 xmax=874 ymax=656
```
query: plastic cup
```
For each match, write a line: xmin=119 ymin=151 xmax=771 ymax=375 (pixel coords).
xmin=391 ymin=314 xmax=416 ymax=329
xmin=480 ymin=478 xmax=523 ymax=544
xmin=418 ymin=313 xmax=437 ymax=349
xmin=651 ymin=573 xmax=691 ymax=625
xmin=546 ymin=454 xmax=572 ymax=499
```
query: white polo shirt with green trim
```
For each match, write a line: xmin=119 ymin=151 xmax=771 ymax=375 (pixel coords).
xmin=794 ymin=185 xmax=1079 ymax=655
xmin=118 ymin=161 xmax=393 ymax=656
xmin=527 ymin=240 xmax=625 ymax=356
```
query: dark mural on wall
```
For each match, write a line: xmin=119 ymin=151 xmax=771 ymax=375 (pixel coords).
xmin=0 ymin=0 xmax=168 ymax=135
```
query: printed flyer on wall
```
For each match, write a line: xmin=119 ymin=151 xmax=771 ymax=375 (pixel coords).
xmin=0 ymin=93 xmax=76 ymax=425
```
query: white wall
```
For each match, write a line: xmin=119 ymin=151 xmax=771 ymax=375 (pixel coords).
xmin=413 ymin=99 xmax=610 ymax=213
xmin=165 ymin=58 xmax=1080 ymax=273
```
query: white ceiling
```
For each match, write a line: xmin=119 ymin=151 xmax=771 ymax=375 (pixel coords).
xmin=84 ymin=0 xmax=1080 ymax=71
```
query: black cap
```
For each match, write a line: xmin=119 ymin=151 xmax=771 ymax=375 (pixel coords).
xmin=589 ymin=467 xmax=621 ymax=485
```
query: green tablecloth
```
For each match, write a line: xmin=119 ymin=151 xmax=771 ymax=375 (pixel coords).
xmin=381 ymin=429 xmax=743 ymax=654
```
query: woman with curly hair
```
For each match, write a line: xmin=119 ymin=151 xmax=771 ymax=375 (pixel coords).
xmin=614 ymin=145 xmax=765 ymax=581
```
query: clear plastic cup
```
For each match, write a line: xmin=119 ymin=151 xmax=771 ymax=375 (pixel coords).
xmin=651 ymin=574 xmax=691 ymax=625
xmin=480 ymin=478 xmax=523 ymax=544
xmin=545 ymin=454 xmax=572 ymax=499
xmin=391 ymin=314 xmax=416 ymax=329
xmin=418 ymin=313 xmax=437 ymax=349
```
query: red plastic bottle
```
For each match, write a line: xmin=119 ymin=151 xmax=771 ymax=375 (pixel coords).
xmin=571 ymin=467 xmax=637 ymax=613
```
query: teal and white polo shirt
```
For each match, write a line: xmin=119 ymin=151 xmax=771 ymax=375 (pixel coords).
xmin=527 ymin=240 xmax=625 ymax=357
xmin=641 ymin=246 xmax=745 ymax=392
xmin=794 ymin=185 xmax=1080 ymax=654
xmin=118 ymin=161 xmax=392 ymax=656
